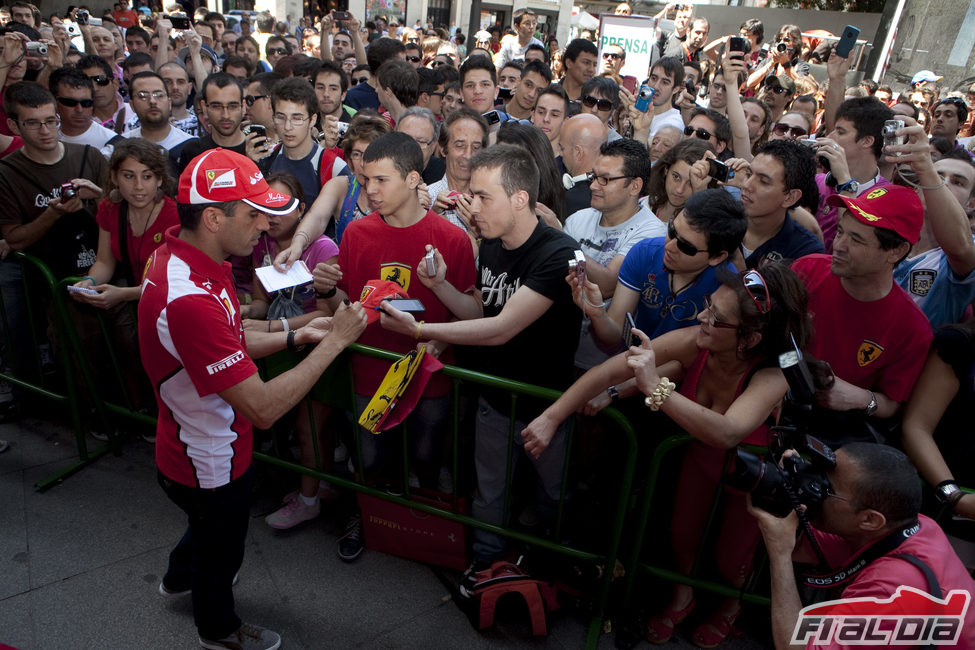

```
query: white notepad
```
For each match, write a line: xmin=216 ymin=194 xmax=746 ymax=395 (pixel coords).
xmin=255 ymin=260 xmax=314 ymax=293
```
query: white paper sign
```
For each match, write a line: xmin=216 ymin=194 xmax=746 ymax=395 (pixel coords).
xmin=255 ymin=260 xmax=313 ymax=293
xmin=598 ymin=13 xmax=657 ymax=82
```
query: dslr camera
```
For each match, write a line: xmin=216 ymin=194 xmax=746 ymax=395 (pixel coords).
xmin=724 ymin=337 xmax=837 ymax=518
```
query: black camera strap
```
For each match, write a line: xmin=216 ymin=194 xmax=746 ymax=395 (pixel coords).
xmin=798 ymin=519 xmax=920 ymax=603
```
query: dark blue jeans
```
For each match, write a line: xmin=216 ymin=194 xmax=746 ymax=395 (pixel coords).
xmin=158 ymin=466 xmax=254 ymax=640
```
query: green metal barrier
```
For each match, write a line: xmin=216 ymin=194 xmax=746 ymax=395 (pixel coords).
xmin=254 ymin=342 xmax=639 ymax=649
xmin=0 ymin=253 xmax=121 ymax=490
xmin=620 ymin=434 xmax=772 ymax=611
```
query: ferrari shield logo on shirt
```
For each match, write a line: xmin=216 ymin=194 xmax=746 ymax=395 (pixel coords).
xmin=205 ymin=169 xmax=237 ymax=191
xmin=380 ymin=263 xmax=411 ymax=290
xmin=857 ymin=340 xmax=884 ymax=367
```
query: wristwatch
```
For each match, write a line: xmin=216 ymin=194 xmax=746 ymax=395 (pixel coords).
xmin=935 ymin=480 xmax=964 ymax=507
xmin=863 ymin=391 xmax=878 ymax=417
xmin=607 ymin=385 xmax=620 ymax=402
xmin=836 ymin=179 xmax=859 ymax=194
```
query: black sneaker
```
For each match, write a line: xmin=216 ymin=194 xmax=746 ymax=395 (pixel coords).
xmin=337 ymin=514 xmax=363 ymax=562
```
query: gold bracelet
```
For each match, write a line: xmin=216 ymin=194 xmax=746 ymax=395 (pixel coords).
xmin=415 ymin=320 xmax=424 ymax=339
xmin=644 ymin=377 xmax=676 ymax=411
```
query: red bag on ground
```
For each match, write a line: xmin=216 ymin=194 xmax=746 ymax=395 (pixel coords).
xmin=357 ymin=489 xmax=468 ymax=570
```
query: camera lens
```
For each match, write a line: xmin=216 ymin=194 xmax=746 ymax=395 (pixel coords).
xmin=777 ymin=43 xmax=787 ymax=52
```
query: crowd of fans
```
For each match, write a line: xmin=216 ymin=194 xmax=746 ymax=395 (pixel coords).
xmin=2 ymin=1 xmax=975 ymax=648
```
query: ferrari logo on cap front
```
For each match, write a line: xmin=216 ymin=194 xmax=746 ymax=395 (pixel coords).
xmin=205 ymin=169 xmax=237 ymax=191
xmin=849 ymin=203 xmax=881 ymax=222
xmin=866 ymin=188 xmax=888 ymax=200
xmin=857 ymin=340 xmax=884 ymax=367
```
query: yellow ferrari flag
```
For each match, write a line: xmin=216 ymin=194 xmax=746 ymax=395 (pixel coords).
xmin=358 ymin=347 xmax=428 ymax=434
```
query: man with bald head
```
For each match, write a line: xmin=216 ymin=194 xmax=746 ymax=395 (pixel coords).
xmin=560 ymin=113 xmax=608 ymax=214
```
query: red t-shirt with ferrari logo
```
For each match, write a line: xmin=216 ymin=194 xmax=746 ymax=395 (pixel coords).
xmin=338 ymin=210 xmax=475 ymax=395
xmin=792 ymin=253 xmax=931 ymax=402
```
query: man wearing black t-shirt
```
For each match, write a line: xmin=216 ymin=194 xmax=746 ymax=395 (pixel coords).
xmin=177 ymin=73 xmax=255 ymax=174
xmin=379 ymin=144 xmax=581 ymax=589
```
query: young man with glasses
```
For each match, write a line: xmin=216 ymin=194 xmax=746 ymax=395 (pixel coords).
xmin=563 ymin=138 xmax=664 ymax=368
xmin=415 ymin=67 xmax=445 ymax=119
xmin=49 ymin=67 xmax=119 ymax=156
xmin=260 ymin=77 xmax=350 ymax=207
xmin=493 ymin=9 xmax=542 ymax=69
xmin=123 ymin=72 xmax=194 ymax=159
xmin=177 ymin=73 xmax=255 ymax=175
xmin=504 ymin=59 xmax=551 ymax=120
xmin=598 ymin=43 xmax=636 ymax=93
xmin=264 ymin=35 xmax=290 ymax=69
xmin=78 ymin=54 xmax=139 ymax=133
xmin=0 ymin=81 xmax=106 ymax=278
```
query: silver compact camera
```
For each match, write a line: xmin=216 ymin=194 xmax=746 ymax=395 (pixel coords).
xmin=25 ymin=42 xmax=47 ymax=57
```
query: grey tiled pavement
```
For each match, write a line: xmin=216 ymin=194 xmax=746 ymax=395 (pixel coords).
xmin=0 ymin=416 xmax=769 ymax=649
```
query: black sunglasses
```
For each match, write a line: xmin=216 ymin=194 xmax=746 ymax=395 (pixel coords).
xmin=601 ymin=52 xmax=621 ymax=60
xmin=57 ymin=96 xmax=94 ymax=108
xmin=684 ymin=125 xmax=713 ymax=140
xmin=581 ymin=95 xmax=613 ymax=111
xmin=405 ymin=55 xmax=421 ymax=62
xmin=352 ymin=76 xmax=369 ymax=85
xmin=244 ymin=94 xmax=267 ymax=106
xmin=267 ymin=47 xmax=287 ymax=55
xmin=768 ymin=85 xmax=789 ymax=95
xmin=771 ymin=122 xmax=808 ymax=138
xmin=88 ymin=74 xmax=112 ymax=86
xmin=667 ymin=218 xmax=706 ymax=256
xmin=431 ymin=60 xmax=449 ymax=67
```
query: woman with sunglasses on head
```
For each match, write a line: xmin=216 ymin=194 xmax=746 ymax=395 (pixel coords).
xmin=523 ymin=262 xmax=812 ymax=647
xmin=745 ymin=24 xmax=803 ymax=94
xmin=647 ymin=138 xmax=714 ymax=224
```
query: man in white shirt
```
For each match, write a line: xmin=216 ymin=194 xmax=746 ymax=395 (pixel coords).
xmin=50 ymin=67 xmax=120 ymax=158
xmin=564 ymin=138 xmax=665 ymax=368
xmin=493 ymin=9 xmax=542 ymax=69
xmin=123 ymin=71 xmax=193 ymax=156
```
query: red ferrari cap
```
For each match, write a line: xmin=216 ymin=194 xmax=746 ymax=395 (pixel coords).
xmin=178 ymin=148 xmax=298 ymax=216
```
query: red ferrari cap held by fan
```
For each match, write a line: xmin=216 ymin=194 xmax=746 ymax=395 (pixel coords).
xmin=178 ymin=148 xmax=299 ymax=216
xmin=825 ymin=185 xmax=923 ymax=245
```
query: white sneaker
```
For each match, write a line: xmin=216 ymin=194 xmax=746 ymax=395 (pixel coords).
xmin=199 ymin=622 xmax=281 ymax=650
xmin=264 ymin=496 xmax=320 ymax=530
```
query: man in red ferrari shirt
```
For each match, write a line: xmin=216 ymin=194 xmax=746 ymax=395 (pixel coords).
xmin=138 ymin=148 xmax=366 ymax=650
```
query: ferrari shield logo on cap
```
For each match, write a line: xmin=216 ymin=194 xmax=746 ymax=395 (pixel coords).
xmin=205 ymin=169 xmax=236 ymax=191
xmin=866 ymin=188 xmax=888 ymax=200
xmin=857 ymin=340 xmax=884 ymax=367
